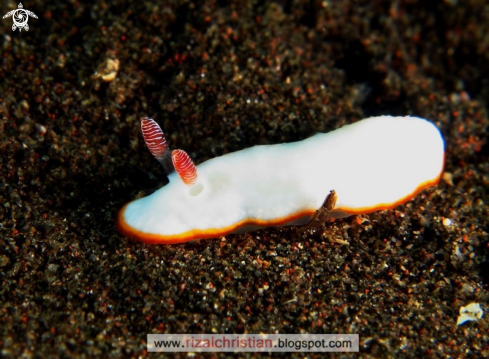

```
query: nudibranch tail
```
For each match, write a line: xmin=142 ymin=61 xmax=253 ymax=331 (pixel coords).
xmin=140 ymin=117 xmax=174 ymax=175
xmin=171 ymin=149 xmax=198 ymax=186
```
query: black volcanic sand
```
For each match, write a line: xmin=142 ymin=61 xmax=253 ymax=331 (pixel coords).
xmin=1 ymin=0 xmax=488 ymax=357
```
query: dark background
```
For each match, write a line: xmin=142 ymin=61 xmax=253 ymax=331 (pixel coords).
xmin=1 ymin=0 xmax=488 ymax=357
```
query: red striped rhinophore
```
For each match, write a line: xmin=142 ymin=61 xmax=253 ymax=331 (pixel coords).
xmin=171 ymin=149 xmax=198 ymax=186
xmin=140 ymin=117 xmax=168 ymax=160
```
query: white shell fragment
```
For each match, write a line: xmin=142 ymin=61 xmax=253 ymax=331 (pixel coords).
xmin=117 ymin=115 xmax=445 ymax=244
xmin=456 ymin=303 xmax=484 ymax=326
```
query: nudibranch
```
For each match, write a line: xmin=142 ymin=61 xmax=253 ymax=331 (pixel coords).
xmin=117 ymin=116 xmax=445 ymax=244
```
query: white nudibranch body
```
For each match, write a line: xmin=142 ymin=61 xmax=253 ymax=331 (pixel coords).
xmin=117 ymin=116 xmax=445 ymax=244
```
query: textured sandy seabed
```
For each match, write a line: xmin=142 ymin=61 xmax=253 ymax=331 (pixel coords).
xmin=1 ymin=0 xmax=488 ymax=358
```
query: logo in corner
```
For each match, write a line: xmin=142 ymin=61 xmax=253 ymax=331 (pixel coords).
xmin=3 ymin=3 xmax=38 ymax=32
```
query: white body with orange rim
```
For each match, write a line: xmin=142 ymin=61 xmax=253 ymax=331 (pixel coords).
xmin=117 ymin=116 xmax=445 ymax=244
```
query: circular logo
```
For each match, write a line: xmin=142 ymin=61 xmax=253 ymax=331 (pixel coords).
xmin=12 ymin=9 xmax=28 ymax=28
